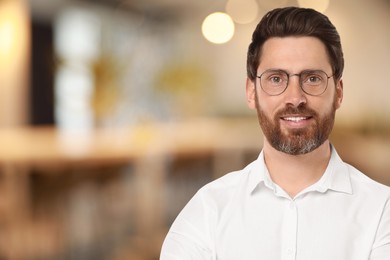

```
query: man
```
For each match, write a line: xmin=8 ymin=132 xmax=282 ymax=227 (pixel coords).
xmin=160 ymin=7 xmax=390 ymax=260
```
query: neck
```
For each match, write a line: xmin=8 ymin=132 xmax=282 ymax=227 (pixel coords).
xmin=263 ymin=139 xmax=331 ymax=198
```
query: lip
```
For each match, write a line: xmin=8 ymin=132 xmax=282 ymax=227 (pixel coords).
xmin=280 ymin=115 xmax=313 ymax=128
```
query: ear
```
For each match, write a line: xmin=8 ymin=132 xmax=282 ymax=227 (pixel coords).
xmin=335 ymin=79 xmax=343 ymax=109
xmin=246 ymin=78 xmax=257 ymax=110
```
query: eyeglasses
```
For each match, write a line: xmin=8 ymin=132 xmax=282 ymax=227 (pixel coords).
xmin=256 ymin=69 xmax=334 ymax=96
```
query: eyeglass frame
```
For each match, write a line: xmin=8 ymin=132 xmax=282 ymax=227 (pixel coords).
xmin=255 ymin=69 xmax=334 ymax=96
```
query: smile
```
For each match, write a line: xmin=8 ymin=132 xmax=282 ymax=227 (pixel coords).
xmin=282 ymin=116 xmax=310 ymax=122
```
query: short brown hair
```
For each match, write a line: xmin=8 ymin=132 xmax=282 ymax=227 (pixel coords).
xmin=247 ymin=7 xmax=344 ymax=81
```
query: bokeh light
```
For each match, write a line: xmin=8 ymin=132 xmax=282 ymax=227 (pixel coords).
xmin=201 ymin=12 xmax=235 ymax=44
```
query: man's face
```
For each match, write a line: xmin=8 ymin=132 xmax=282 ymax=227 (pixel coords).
xmin=246 ymin=37 xmax=343 ymax=155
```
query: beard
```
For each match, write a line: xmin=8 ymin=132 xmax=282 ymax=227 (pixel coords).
xmin=255 ymin=94 xmax=337 ymax=155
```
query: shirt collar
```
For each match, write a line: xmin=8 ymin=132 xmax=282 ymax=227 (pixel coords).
xmin=247 ymin=145 xmax=353 ymax=195
xmin=247 ymin=150 xmax=274 ymax=194
xmin=316 ymin=146 xmax=352 ymax=194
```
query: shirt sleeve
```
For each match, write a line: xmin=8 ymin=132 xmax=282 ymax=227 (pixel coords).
xmin=369 ymin=196 xmax=390 ymax=260
xmin=160 ymin=190 xmax=215 ymax=260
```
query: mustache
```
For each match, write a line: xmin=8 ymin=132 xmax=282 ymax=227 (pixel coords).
xmin=275 ymin=104 xmax=318 ymax=118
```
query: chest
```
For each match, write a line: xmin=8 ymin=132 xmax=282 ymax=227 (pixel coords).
xmin=214 ymin=193 xmax=377 ymax=260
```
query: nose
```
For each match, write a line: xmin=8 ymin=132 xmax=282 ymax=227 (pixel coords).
xmin=283 ymin=75 xmax=307 ymax=107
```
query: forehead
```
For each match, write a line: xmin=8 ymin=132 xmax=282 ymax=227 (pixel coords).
xmin=259 ymin=36 xmax=331 ymax=72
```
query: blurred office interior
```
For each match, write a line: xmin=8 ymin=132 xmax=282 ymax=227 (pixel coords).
xmin=0 ymin=0 xmax=389 ymax=259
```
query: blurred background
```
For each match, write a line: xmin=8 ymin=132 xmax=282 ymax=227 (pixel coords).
xmin=0 ymin=0 xmax=389 ymax=259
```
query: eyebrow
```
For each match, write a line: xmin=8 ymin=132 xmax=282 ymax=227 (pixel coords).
xmin=259 ymin=68 xmax=330 ymax=74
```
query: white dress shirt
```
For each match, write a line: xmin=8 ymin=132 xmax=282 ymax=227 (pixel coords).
xmin=160 ymin=146 xmax=390 ymax=260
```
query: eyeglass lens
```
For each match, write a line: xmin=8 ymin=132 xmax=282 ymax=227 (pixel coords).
xmin=258 ymin=70 xmax=329 ymax=96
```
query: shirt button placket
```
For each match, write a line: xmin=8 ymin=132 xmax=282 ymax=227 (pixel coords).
xmin=281 ymin=200 xmax=298 ymax=260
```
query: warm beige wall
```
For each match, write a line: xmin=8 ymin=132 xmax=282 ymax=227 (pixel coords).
xmin=0 ymin=0 xmax=30 ymax=127
xmin=328 ymin=0 xmax=390 ymax=127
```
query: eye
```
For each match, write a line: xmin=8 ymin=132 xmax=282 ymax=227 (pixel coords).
xmin=270 ymin=76 xmax=283 ymax=83
xmin=308 ymin=76 xmax=321 ymax=83
xmin=303 ymin=72 xmax=325 ymax=85
xmin=265 ymin=71 xmax=287 ymax=85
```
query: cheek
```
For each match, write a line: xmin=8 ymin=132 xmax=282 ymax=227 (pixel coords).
xmin=310 ymin=98 xmax=336 ymax=118
xmin=256 ymin=92 xmax=281 ymax=116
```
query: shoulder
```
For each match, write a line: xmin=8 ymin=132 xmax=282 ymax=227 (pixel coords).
xmin=346 ymin=163 xmax=390 ymax=199
xmin=200 ymin=165 xmax=250 ymax=197
xmin=194 ymin=160 xmax=257 ymax=208
xmin=172 ymin=160 xmax=257 ymax=230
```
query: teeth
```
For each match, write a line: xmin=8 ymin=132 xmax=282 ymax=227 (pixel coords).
xmin=284 ymin=117 xmax=307 ymax=122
